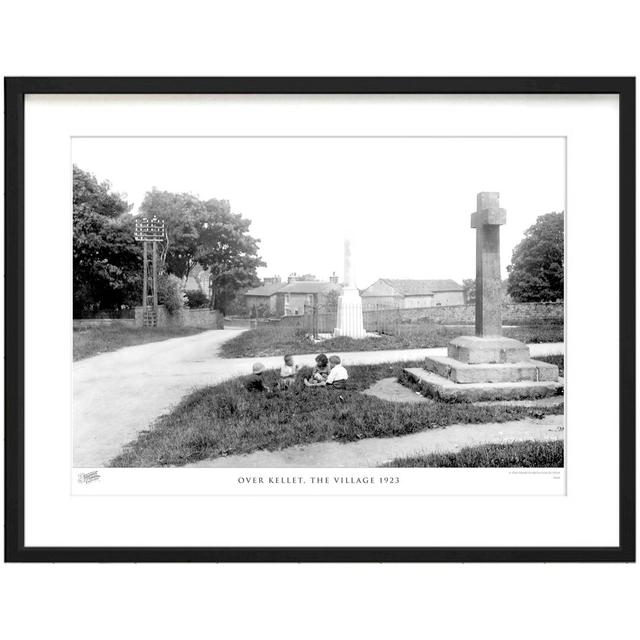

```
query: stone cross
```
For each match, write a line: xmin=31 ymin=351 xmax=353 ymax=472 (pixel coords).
xmin=471 ymin=192 xmax=506 ymax=337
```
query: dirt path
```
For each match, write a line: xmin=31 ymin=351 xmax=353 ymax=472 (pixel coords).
xmin=73 ymin=332 xmax=564 ymax=467
xmin=186 ymin=415 xmax=565 ymax=468
xmin=74 ymin=329 xmax=246 ymax=467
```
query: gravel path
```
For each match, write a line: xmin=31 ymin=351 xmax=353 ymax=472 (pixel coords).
xmin=185 ymin=415 xmax=565 ymax=468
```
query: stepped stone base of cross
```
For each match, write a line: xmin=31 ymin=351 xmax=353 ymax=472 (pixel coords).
xmin=408 ymin=192 xmax=563 ymax=402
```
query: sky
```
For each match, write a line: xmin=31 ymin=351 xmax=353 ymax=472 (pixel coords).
xmin=72 ymin=137 xmax=565 ymax=289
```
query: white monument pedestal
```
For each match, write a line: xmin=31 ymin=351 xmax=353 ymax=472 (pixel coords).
xmin=334 ymin=286 xmax=367 ymax=339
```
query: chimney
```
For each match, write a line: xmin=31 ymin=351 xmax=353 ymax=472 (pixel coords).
xmin=329 ymin=271 xmax=339 ymax=285
xmin=288 ymin=272 xmax=298 ymax=284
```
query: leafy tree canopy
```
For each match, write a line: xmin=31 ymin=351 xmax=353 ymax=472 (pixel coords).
xmin=506 ymin=212 xmax=564 ymax=302
xmin=138 ymin=188 xmax=208 ymax=279
xmin=74 ymin=173 xmax=265 ymax=316
xmin=73 ymin=165 xmax=131 ymax=219
xmin=139 ymin=190 xmax=265 ymax=313
xmin=73 ymin=166 xmax=140 ymax=314
xmin=198 ymin=200 xmax=265 ymax=311
xmin=323 ymin=288 xmax=340 ymax=312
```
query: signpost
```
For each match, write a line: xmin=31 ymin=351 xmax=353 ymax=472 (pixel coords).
xmin=134 ymin=216 xmax=166 ymax=327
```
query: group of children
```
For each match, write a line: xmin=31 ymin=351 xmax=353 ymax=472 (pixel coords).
xmin=245 ymin=353 xmax=349 ymax=393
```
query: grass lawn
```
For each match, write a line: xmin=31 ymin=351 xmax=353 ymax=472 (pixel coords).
xmin=73 ymin=325 xmax=211 ymax=361
xmin=220 ymin=323 xmax=564 ymax=358
xmin=381 ymin=439 xmax=564 ymax=468
xmin=110 ymin=359 xmax=564 ymax=467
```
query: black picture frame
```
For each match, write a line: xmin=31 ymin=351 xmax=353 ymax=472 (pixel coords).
xmin=4 ymin=77 xmax=635 ymax=563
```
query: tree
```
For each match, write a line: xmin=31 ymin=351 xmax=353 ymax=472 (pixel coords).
xmin=157 ymin=273 xmax=187 ymax=313
xmin=462 ymin=278 xmax=475 ymax=305
xmin=138 ymin=188 xmax=208 ymax=280
xmin=507 ymin=212 xmax=564 ymax=302
xmin=73 ymin=165 xmax=131 ymax=219
xmin=184 ymin=289 xmax=209 ymax=309
xmin=139 ymin=191 xmax=265 ymax=313
xmin=198 ymin=200 xmax=265 ymax=312
xmin=73 ymin=166 xmax=141 ymax=315
xmin=323 ymin=289 xmax=340 ymax=312
xmin=225 ymin=291 xmax=250 ymax=317
xmin=501 ymin=279 xmax=513 ymax=303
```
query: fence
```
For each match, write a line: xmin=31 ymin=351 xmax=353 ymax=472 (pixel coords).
xmin=303 ymin=304 xmax=338 ymax=337
xmin=364 ymin=307 xmax=403 ymax=334
xmin=301 ymin=304 xmax=404 ymax=337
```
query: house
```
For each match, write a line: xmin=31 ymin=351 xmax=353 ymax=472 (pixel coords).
xmin=360 ymin=278 xmax=465 ymax=309
xmin=244 ymin=278 xmax=287 ymax=314
xmin=275 ymin=280 xmax=343 ymax=316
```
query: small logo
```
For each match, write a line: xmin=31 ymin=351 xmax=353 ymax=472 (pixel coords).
xmin=78 ymin=470 xmax=101 ymax=484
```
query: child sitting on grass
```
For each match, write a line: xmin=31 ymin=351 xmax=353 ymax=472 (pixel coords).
xmin=304 ymin=354 xmax=348 ymax=389
xmin=279 ymin=354 xmax=299 ymax=389
xmin=304 ymin=353 xmax=330 ymax=386
xmin=245 ymin=362 xmax=268 ymax=392
xmin=325 ymin=355 xmax=349 ymax=389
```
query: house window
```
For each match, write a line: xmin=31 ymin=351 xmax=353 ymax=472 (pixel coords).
xmin=306 ymin=294 xmax=314 ymax=305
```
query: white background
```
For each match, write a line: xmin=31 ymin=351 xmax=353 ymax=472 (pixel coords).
xmin=1 ymin=1 xmax=638 ymax=639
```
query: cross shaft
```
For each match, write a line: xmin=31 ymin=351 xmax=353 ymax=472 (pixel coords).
xmin=471 ymin=192 xmax=506 ymax=337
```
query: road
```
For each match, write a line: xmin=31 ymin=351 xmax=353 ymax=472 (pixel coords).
xmin=73 ymin=329 xmax=563 ymax=467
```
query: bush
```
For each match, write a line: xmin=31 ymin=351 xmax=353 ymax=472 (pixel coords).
xmin=225 ymin=293 xmax=250 ymax=317
xmin=185 ymin=289 xmax=209 ymax=309
xmin=158 ymin=274 xmax=187 ymax=314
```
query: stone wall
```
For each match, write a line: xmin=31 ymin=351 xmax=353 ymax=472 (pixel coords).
xmin=280 ymin=314 xmax=306 ymax=327
xmin=134 ymin=305 xmax=224 ymax=329
xmin=277 ymin=301 xmax=563 ymax=331
xmin=406 ymin=302 xmax=564 ymax=325
xmin=73 ymin=318 xmax=136 ymax=329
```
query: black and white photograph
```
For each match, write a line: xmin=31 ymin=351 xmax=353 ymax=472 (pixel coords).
xmin=72 ymin=136 xmax=565 ymax=474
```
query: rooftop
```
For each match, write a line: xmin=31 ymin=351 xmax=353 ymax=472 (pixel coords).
xmin=244 ymin=282 xmax=288 ymax=297
xmin=279 ymin=281 xmax=342 ymax=294
xmin=366 ymin=278 xmax=464 ymax=296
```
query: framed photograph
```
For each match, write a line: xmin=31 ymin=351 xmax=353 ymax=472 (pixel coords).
xmin=5 ymin=77 xmax=635 ymax=562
